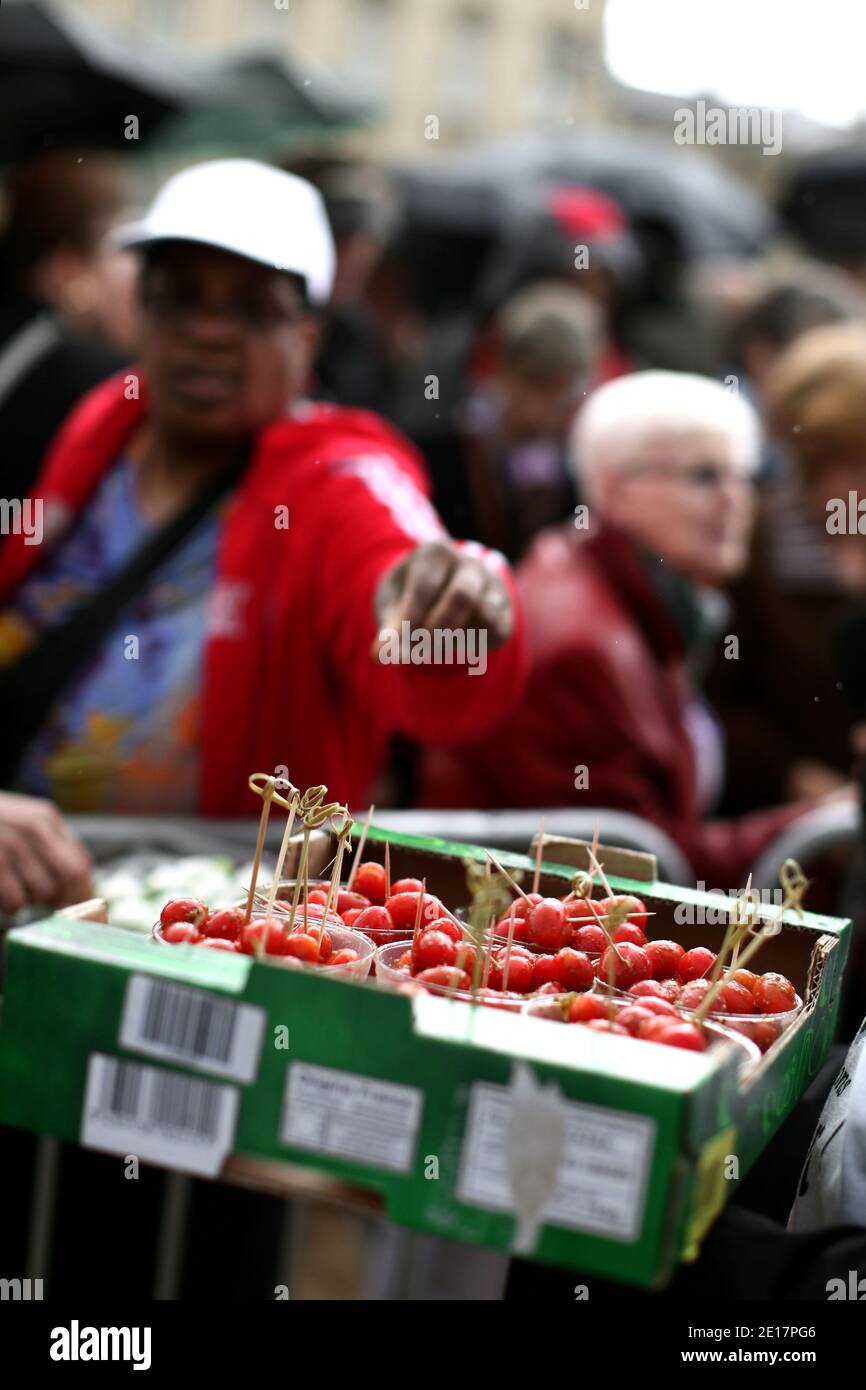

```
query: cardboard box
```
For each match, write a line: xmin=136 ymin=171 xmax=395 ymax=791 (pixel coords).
xmin=0 ymin=826 xmax=850 ymax=1288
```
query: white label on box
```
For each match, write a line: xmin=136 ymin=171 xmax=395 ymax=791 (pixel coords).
xmin=458 ymin=1082 xmax=655 ymax=1241
xmin=281 ymin=1062 xmax=422 ymax=1172
xmin=120 ymin=975 xmax=265 ymax=1083
xmin=81 ymin=1053 xmax=238 ymax=1177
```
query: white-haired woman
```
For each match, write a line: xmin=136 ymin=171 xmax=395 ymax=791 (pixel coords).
xmin=422 ymin=369 xmax=803 ymax=884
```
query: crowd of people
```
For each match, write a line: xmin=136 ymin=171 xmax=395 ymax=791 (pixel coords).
xmin=0 ymin=145 xmax=864 ymax=922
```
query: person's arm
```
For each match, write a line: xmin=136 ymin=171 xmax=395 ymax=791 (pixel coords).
xmin=313 ymin=454 xmax=527 ymax=745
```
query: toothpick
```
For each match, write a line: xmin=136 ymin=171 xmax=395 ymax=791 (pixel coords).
xmin=411 ymin=877 xmax=427 ymax=951
xmin=485 ymin=851 xmax=531 ymax=903
xmin=318 ymin=817 xmax=353 ymax=944
xmin=346 ymin=804 xmax=375 ymax=889
xmin=245 ymin=775 xmax=277 ymax=924
xmin=532 ymin=818 xmax=545 ymax=896
xmin=265 ymin=786 xmax=300 ymax=919
xmin=501 ymin=906 xmax=518 ymax=992
xmin=384 ymin=841 xmax=391 ymax=899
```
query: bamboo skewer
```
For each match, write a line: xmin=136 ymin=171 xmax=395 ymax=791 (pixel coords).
xmin=345 ymin=804 xmax=374 ymax=890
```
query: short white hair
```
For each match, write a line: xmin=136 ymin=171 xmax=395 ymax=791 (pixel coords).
xmin=571 ymin=370 xmax=761 ymax=503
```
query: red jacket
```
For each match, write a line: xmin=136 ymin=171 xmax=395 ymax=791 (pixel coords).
xmin=422 ymin=523 xmax=800 ymax=885
xmin=0 ymin=375 xmax=527 ymax=815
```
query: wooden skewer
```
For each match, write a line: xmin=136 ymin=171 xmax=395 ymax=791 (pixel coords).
xmin=384 ymin=841 xmax=391 ymax=899
xmin=411 ymin=877 xmax=427 ymax=951
xmin=501 ymin=906 xmax=518 ymax=992
xmin=485 ymin=851 xmax=531 ymax=903
xmin=245 ymin=776 xmax=276 ymax=924
xmin=265 ymin=788 xmax=300 ymax=919
xmin=532 ymin=818 xmax=545 ymax=896
xmin=345 ymin=804 xmax=374 ymax=890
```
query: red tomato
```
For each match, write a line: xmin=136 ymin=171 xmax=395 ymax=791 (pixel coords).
xmin=616 ymin=1005 xmax=656 ymax=1036
xmin=526 ymin=898 xmax=571 ymax=950
xmin=555 ymin=948 xmax=594 ymax=993
xmin=328 ymin=948 xmax=360 ymax=967
xmin=535 ymin=981 xmax=566 ymax=996
xmin=752 ymin=972 xmax=797 ymax=1014
xmin=678 ymin=979 xmax=725 ymax=1012
xmin=352 ymin=862 xmax=387 ymax=905
xmin=599 ymin=894 xmax=648 ymax=929
xmin=656 ymin=1022 xmax=706 ymax=1052
xmin=202 ymin=907 xmax=244 ymax=943
xmin=717 ymin=979 xmax=755 ymax=1015
xmin=336 ymin=890 xmax=370 ymax=916
xmin=426 ymin=916 xmax=462 ymax=944
xmin=387 ymin=891 xmax=443 ymax=931
xmin=341 ymin=908 xmax=362 ymax=927
xmin=731 ymin=968 xmax=760 ymax=995
xmin=531 ymin=954 xmax=564 ymax=990
xmin=597 ymin=943 xmax=652 ymax=990
xmin=160 ymin=897 xmax=208 ymax=930
xmin=391 ymin=877 xmax=424 ymax=895
xmin=412 ymin=929 xmax=457 ymax=972
xmin=352 ymin=905 xmax=394 ymax=936
xmin=511 ymin=892 xmax=544 ymax=920
xmin=498 ymin=953 xmax=535 ymax=994
xmin=571 ymin=923 xmax=608 ymax=955
xmin=306 ymin=889 xmax=329 ymax=907
xmin=567 ymin=993 xmax=609 ymax=1023
xmin=162 ymin=921 xmax=202 ymax=944
xmin=284 ymin=933 xmax=320 ymax=964
xmin=613 ymin=921 xmax=647 ymax=947
xmin=645 ymin=940 xmax=685 ymax=980
xmin=628 ymin=979 xmax=668 ymax=1000
xmin=416 ymin=965 xmax=471 ymax=991
xmin=677 ymin=947 xmax=717 ymax=983
xmin=240 ymin=918 xmax=288 ymax=956
xmin=583 ymin=1019 xmax=629 ymax=1035
xmin=198 ymin=938 xmax=238 ymax=952
xmin=633 ymin=996 xmax=678 ymax=1018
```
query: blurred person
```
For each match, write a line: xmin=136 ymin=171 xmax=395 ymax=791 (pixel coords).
xmin=0 ymin=159 xmax=525 ymax=816
xmin=0 ymin=150 xmax=132 ymax=500
xmin=0 ymin=790 xmax=91 ymax=915
xmin=422 ymin=370 xmax=808 ymax=885
xmin=709 ymin=323 xmax=866 ymax=811
xmin=434 ymin=282 xmax=602 ymax=559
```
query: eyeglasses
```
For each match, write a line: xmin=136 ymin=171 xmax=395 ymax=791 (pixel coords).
xmin=141 ymin=280 xmax=307 ymax=333
xmin=621 ymin=461 xmax=751 ymax=489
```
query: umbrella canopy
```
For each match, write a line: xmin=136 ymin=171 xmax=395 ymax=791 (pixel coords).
xmin=0 ymin=0 xmax=202 ymax=159
xmin=442 ymin=129 xmax=776 ymax=261
xmin=780 ymin=148 xmax=866 ymax=261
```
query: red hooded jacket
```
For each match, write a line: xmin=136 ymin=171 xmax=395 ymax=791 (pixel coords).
xmin=0 ymin=375 xmax=527 ymax=815
xmin=422 ymin=523 xmax=801 ymax=885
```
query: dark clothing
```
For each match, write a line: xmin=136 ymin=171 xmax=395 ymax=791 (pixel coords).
xmin=0 ymin=296 xmax=125 ymax=500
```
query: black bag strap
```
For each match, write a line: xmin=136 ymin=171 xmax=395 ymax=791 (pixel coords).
xmin=0 ymin=456 xmax=246 ymax=784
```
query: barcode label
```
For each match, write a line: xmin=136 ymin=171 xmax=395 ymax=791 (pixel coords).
xmin=281 ymin=1062 xmax=423 ymax=1172
xmin=81 ymin=1054 xmax=238 ymax=1176
xmin=120 ymin=975 xmax=264 ymax=1082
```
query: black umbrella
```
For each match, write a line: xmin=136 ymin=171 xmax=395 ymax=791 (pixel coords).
xmin=780 ymin=148 xmax=866 ymax=261
xmin=0 ymin=0 xmax=204 ymax=159
xmin=443 ymin=129 xmax=776 ymax=260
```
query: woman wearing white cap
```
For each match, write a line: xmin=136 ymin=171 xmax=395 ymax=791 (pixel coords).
xmin=0 ymin=160 xmax=525 ymax=815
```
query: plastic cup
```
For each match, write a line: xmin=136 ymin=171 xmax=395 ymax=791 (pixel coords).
xmin=153 ymin=917 xmax=375 ymax=980
xmin=374 ymin=940 xmax=527 ymax=1011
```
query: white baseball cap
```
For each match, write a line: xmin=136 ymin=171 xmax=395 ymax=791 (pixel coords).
xmin=113 ymin=159 xmax=336 ymax=307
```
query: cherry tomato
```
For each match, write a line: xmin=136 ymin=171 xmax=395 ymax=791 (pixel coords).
xmin=656 ymin=1022 xmax=706 ymax=1052
xmin=511 ymin=892 xmax=544 ymax=920
xmin=426 ymin=916 xmax=462 ymax=944
xmin=284 ymin=933 xmax=320 ymax=964
xmin=645 ymin=940 xmax=685 ymax=980
xmin=531 ymin=954 xmax=564 ymax=990
xmin=352 ymin=905 xmax=394 ymax=936
xmin=571 ymin=923 xmax=607 ymax=955
xmin=390 ymin=877 xmax=424 ymax=895
xmin=616 ymin=1005 xmax=656 ymax=1036
xmin=162 ymin=921 xmax=202 ymax=945
xmin=416 ymin=965 xmax=471 ymax=991
xmin=412 ymin=929 xmax=457 ymax=972
xmin=341 ymin=908 xmax=363 ymax=927
xmin=498 ymin=952 xmax=535 ymax=994
xmin=336 ymin=890 xmax=370 ymax=916
xmin=613 ymin=921 xmax=647 ymax=947
xmin=535 ymin=981 xmax=566 ymax=996
xmin=752 ymin=972 xmax=797 ymax=1014
xmin=160 ymin=897 xmax=208 ymax=930
xmin=598 ymin=943 xmax=651 ymax=990
xmin=599 ymin=894 xmax=648 ymax=929
xmin=717 ymin=979 xmax=755 ymax=1015
xmin=202 ymin=907 xmax=244 ymax=943
xmin=678 ymin=979 xmax=725 ymax=1012
xmin=352 ymin=862 xmax=387 ymax=905
xmin=387 ymin=891 xmax=443 ymax=931
xmin=526 ymin=898 xmax=571 ymax=950
xmin=567 ymin=993 xmax=608 ymax=1023
xmin=306 ymin=889 xmax=328 ymax=908
xmin=583 ymin=1019 xmax=629 ymax=1035
xmin=327 ymin=948 xmax=360 ymax=967
xmin=555 ymin=948 xmax=594 ymax=992
xmin=240 ymin=918 xmax=288 ymax=956
xmin=677 ymin=947 xmax=717 ymax=983
xmin=628 ymin=978 xmax=668 ymax=1000
xmin=396 ymin=949 xmax=413 ymax=971
xmin=633 ymin=996 xmax=678 ymax=1018
xmin=198 ymin=938 xmax=238 ymax=952
xmin=731 ymin=968 xmax=760 ymax=995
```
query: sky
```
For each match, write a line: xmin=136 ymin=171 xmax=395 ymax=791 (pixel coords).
xmin=605 ymin=0 xmax=866 ymax=129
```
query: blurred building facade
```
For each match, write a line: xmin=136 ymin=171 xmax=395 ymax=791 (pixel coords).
xmin=64 ymin=0 xmax=613 ymax=157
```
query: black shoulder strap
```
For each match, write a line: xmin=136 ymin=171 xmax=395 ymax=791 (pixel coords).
xmin=0 ymin=457 xmax=245 ymax=785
